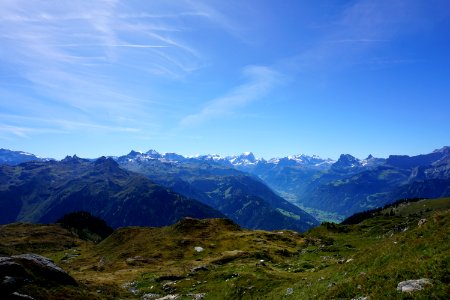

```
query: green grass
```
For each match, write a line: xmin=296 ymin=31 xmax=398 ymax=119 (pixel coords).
xmin=1 ymin=198 xmax=449 ymax=299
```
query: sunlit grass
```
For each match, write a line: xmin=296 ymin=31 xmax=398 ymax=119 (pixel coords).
xmin=1 ymin=198 xmax=449 ymax=299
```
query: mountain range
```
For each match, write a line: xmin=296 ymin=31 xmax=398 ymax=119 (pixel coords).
xmin=111 ymin=146 xmax=450 ymax=221
xmin=115 ymin=151 xmax=319 ymax=231
xmin=1 ymin=146 xmax=449 ymax=226
xmin=0 ymin=148 xmax=50 ymax=165
xmin=0 ymin=156 xmax=223 ymax=228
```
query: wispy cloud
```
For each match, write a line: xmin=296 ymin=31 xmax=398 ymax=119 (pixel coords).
xmin=0 ymin=0 xmax=274 ymax=142
xmin=180 ymin=66 xmax=281 ymax=127
xmin=0 ymin=0 xmax=225 ymax=139
xmin=283 ymin=0 xmax=435 ymax=72
xmin=326 ymin=39 xmax=387 ymax=43
xmin=0 ymin=113 xmax=142 ymax=138
xmin=0 ymin=0 xmax=209 ymax=75
xmin=0 ymin=125 xmax=67 ymax=138
xmin=53 ymin=44 xmax=169 ymax=48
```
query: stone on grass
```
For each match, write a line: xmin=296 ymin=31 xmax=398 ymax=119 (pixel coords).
xmin=142 ymin=293 xmax=161 ymax=300
xmin=190 ymin=265 xmax=208 ymax=273
xmin=397 ymin=278 xmax=431 ymax=292
xmin=187 ymin=293 xmax=206 ymax=299
xmin=12 ymin=253 xmax=77 ymax=285
xmin=417 ymin=219 xmax=427 ymax=227
xmin=155 ymin=295 xmax=180 ymax=300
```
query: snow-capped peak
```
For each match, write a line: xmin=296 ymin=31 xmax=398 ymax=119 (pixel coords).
xmin=361 ymin=154 xmax=386 ymax=167
xmin=120 ymin=149 xmax=335 ymax=170
xmin=331 ymin=154 xmax=362 ymax=170
xmin=146 ymin=149 xmax=160 ymax=156
xmin=18 ymin=151 xmax=35 ymax=157
xmin=228 ymin=152 xmax=259 ymax=166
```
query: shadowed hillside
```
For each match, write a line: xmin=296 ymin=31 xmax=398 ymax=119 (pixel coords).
xmin=0 ymin=156 xmax=224 ymax=228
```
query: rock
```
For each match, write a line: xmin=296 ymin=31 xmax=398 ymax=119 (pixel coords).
xmin=11 ymin=292 xmax=35 ymax=299
xmin=256 ymin=259 xmax=266 ymax=267
xmin=346 ymin=258 xmax=354 ymax=263
xmin=285 ymin=287 xmax=293 ymax=295
xmin=1 ymin=276 xmax=24 ymax=295
xmin=351 ymin=297 xmax=369 ymax=300
xmin=187 ymin=293 xmax=206 ymax=300
xmin=123 ymin=281 xmax=139 ymax=295
xmin=12 ymin=254 xmax=77 ymax=286
xmin=162 ymin=281 xmax=176 ymax=293
xmin=397 ymin=278 xmax=432 ymax=292
xmin=155 ymin=295 xmax=180 ymax=300
xmin=418 ymin=219 xmax=427 ymax=227
xmin=1 ymin=254 xmax=77 ymax=297
xmin=142 ymin=293 xmax=162 ymax=299
xmin=0 ymin=257 xmax=29 ymax=278
xmin=190 ymin=265 xmax=208 ymax=273
xmin=194 ymin=246 xmax=204 ymax=253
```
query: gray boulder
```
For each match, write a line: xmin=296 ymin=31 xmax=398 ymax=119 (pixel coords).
xmin=397 ymin=278 xmax=432 ymax=292
xmin=11 ymin=253 xmax=77 ymax=286
xmin=0 ymin=253 xmax=77 ymax=297
xmin=0 ymin=257 xmax=29 ymax=278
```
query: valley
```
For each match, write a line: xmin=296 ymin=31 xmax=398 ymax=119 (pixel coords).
xmin=0 ymin=147 xmax=449 ymax=299
xmin=2 ymin=1 xmax=449 ymax=298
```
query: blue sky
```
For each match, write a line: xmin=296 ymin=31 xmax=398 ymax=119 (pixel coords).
xmin=1 ymin=0 xmax=449 ymax=160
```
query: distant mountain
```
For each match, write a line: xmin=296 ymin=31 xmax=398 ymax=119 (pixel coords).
xmin=116 ymin=151 xmax=319 ymax=232
xmin=193 ymin=147 xmax=449 ymax=221
xmin=331 ymin=154 xmax=363 ymax=172
xmin=188 ymin=152 xmax=335 ymax=171
xmin=113 ymin=147 xmax=450 ymax=221
xmin=186 ymin=148 xmax=449 ymax=221
xmin=386 ymin=146 xmax=450 ymax=169
xmin=0 ymin=148 xmax=50 ymax=165
xmin=293 ymin=147 xmax=450 ymax=219
xmin=3 ymin=146 xmax=448 ymax=225
xmin=0 ymin=156 xmax=223 ymax=228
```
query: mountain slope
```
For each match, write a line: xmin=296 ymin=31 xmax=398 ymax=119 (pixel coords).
xmin=226 ymin=147 xmax=450 ymax=221
xmin=0 ymin=156 xmax=223 ymax=228
xmin=117 ymin=151 xmax=319 ymax=232
xmin=297 ymin=147 xmax=450 ymax=218
xmin=1 ymin=197 xmax=448 ymax=299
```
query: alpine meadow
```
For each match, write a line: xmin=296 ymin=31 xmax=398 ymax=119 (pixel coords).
xmin=1 ymin=1 xmax=449 ymax=299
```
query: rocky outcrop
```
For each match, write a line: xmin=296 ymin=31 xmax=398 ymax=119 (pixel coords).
xmin=0 ymin=253 xmax=77 ymax=298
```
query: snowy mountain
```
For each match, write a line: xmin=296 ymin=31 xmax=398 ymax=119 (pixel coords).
xmin=115 ymin=150 xmax=319 ymax=232
xmin=116 ymin=149 xmax=336 ymax=171
xmin=361 ymin=154 xmax=386 ymax=168
xmin=2 ymin=146 xmax=449 ymax=224
xmin=0 ymin=148 xmax=51 ymax=165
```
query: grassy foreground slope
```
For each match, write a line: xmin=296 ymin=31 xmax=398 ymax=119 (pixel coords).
xmin=1 ymin=198 xmax=449 ymax=299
